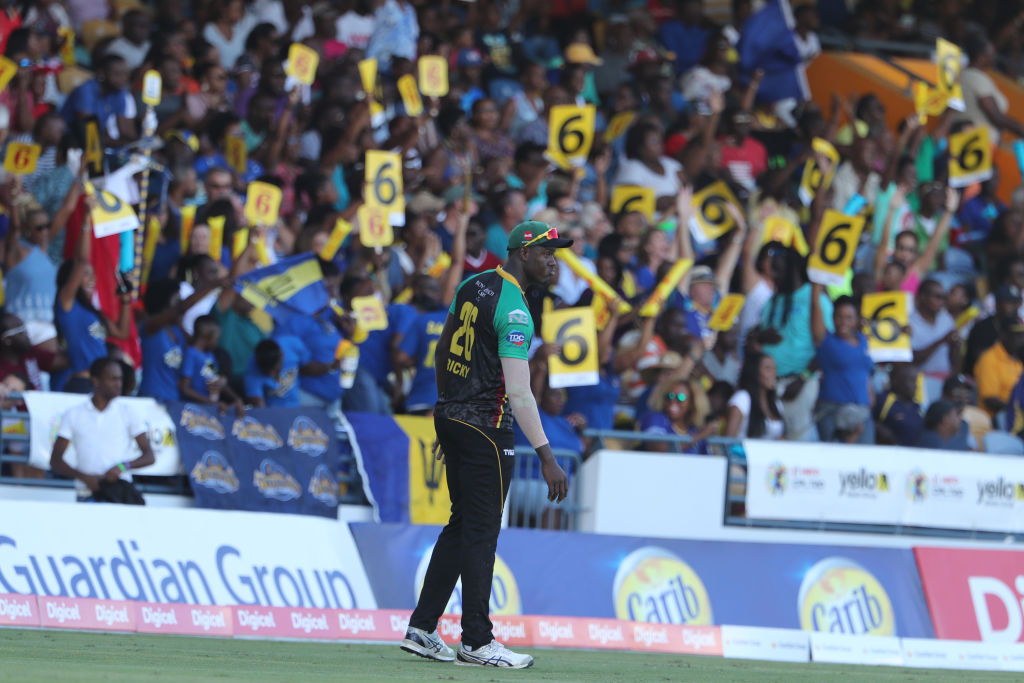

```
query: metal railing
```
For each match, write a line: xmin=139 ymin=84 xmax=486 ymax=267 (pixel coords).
xmin=0 ymin=394 xmax=367 ymax=505
xmin=507 ymin=447 xmax=582 ymax=531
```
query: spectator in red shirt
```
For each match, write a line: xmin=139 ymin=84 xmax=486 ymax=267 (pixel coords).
xmin=463 ymin=216 xmax=502 ymax=276
xmin=718 ymin=107 xmax=767 ymax=193
xmin=0 ymin=313 xmax=62 ymax=391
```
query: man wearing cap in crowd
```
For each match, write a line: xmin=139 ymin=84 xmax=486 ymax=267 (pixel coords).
xmin=401 ymin=220 xmax=570 ymax=669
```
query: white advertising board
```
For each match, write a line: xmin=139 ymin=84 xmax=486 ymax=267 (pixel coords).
xmin=0 ymin=500 xmax=376 ymax=609
xmin=745 ymin=440 xmax=1024 ymax=534
xmin=24 ymin=392 xmax=181 ymax=476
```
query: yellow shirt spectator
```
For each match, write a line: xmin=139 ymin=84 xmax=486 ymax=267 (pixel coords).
xmin=975 ymin=341 xmax=1023 ymax=416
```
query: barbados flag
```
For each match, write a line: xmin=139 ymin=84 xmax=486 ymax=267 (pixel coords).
xmin=342 ymin=412 xmax=451 ymax=524
xmin=234 ymin=253 xmax=329 ymax=325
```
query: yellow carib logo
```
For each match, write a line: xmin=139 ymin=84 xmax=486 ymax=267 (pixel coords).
xmin=798 ymin=557 xmax=895 ymax=635
xmin=414 ymin=545 xmax=521 ymax=615
xmin=613 ymin=547 xmax=712 ymax=624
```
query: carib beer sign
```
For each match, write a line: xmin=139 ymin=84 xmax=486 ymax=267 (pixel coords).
xmin=612 ymin=547 xmax=713 ymax=625
xmin=797 ymin=557 xmax=896 ymax=635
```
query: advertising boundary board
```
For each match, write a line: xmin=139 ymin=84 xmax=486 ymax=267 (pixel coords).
xmin=744 ymin=440 xmax=1024 ymax=534
xmin=349 ymin=523 xmax=936 ymax=639
xmin=5 ymin=597 xmax=1024 ymax=672
xmin=914 ymin=546 xmax=1024 ymax=644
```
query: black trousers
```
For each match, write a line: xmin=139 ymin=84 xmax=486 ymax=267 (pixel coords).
xmin=409 ymin=416 xmax=514 ymax=648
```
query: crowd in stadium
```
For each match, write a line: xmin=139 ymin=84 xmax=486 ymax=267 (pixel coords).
xmin=0 ymin=0 xmax=1023 ymax=479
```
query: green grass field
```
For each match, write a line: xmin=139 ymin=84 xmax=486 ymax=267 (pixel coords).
xmin=0 ymin=628 xmax=1018 ymax=682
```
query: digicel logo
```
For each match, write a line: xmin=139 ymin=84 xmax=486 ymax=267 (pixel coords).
xmin=337 ymin=612 xmax=373 ymax=635
xmin=237 ymin=609 xmax=276 ymax=631
xmin=587 ymin=622 xmax=624 ymax=645
xmin=191 ymin=609 xmax=226 ymax=631
xmin=45 ymin=602 xmax=81 ymax=623
xmin=967 ymin=575 xmax=1024 ymax=641
xmin=538 ymin=620 xmax=575 ymax=642
xmin=633 ymin=624 xmax=670 ymax=647
xmin=141 ymin=606 xmax=178 ymax=628
xmin=0 ymin=597 xmax=32 ymax=618
xmin=96 ymin=604 xmax=130 ymax=626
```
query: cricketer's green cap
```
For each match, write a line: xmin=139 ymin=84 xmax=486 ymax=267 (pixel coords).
xmin=506 ymin=221 xmax=574 ymax=251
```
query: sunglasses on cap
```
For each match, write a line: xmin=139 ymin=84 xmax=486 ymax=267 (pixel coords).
xmin=523 ymin=227 xmax=561 ymax=247
xmin=664 ymin=391 xmax=688 ymax=402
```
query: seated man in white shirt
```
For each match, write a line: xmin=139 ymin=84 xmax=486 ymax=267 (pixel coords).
xmin=50 ymin=358 xmax=155 ymax=503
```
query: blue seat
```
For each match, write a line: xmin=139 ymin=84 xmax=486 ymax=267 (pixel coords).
xmin=983 ymin=430 xmax=1024 ymax=456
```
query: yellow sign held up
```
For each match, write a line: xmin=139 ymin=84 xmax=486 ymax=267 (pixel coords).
xmin=610 ymin=185 xmax=655 ymax=222
xmin=546 ymin=105 xmax=596 ymax=169
xmin=807 ymin=210 xmax=864 ymax=287
xmin=543 ymin=307 xmax=599 ymax=388
xmin=287 ymin=43 xmax=319 ymax=85
xmin=141 ymin=70 xmax=162 ymax=106
xmin=639 ymin=258 xmax=692 ymax=317
xmin=84 ymin=182 xmax=140 ymax=238
xmin=556 ymin=250 xmax=631 ymax=315
xmin=2 ymin=142 xmax=40 ymax=175
xmin=358 ymin=57 xmax=377 ymax=94
xmin=225 ymin=134 xmax=247 ymax=175
xmin=244 ymin=182 xmax=283 ymax=226
xmin=709 ymin=293 xmax=746 ymax=331
xmin=364 ymin=150 xmax=405 ymax=224
xmin=358 ymin=204 xmax=394 ymax=248
xmin=798 ymin=138 xmax=840 ymax=206
xmin=397 ymin=74 xmax=423 ymax=116
xmin=948 ymin=126 xmax=992 ymax=188
xmin=862 ymin=292 xmax=912 ymax=362
xmin=689 ymin=181 xmax=740 ymax=243
xmin=603 ymin=112 xmax=635 ymax=143
xmin=85 ymin=118 xmax=103 ymax=175
xmin=351 ymin=295 xmax=388 ymax=331
xmin=418 ymin=56 xmax=448 ymax=97
xmin=320 ymin=218 xmax=353 ymax=261
xmin=207 ymin=215 xmax=225 ymax=262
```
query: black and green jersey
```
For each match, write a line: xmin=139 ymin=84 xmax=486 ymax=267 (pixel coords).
xmin=435 ymin=268 xmax=534 ymax=433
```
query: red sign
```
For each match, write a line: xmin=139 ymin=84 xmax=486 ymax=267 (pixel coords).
xmin=915 ymin=546 xmax=1024 ymax=642
xmin=38 ymin=597 xmax=135 ymax=631
xmin=135 ymin=602 xmax=233 ymax=636
xmin=0 ymin=593 xmax=39 ymax=626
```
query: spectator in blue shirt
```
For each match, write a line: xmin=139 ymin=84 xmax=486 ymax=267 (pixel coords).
xmin=657 ymin=0 xmax=711 ymax=75
xmin=244 ymin=336 xmax=310 ymax=407
xmin=179 ymin=314 xmax=243 ymax=412
xmin=54 ymin=209 xmax=132 ymax=393
xmin=641 ymin=377 xmax=711 ymax=454
xmin=138 ymin=278 xmax=215 ymax=403
xmin=811 ymin=284 xmax=875 ymax=443
xmin=956 ymin=172 xmax=1005 ymax=256
xmin=60 ymin=53 xmax=138 ymax=146
xmin=918 ymin=399 xmax=971 ymax=451
xmin=874 ymin=364 xmax=924 ymax=447
xmin=394 ymin=275 xmax=448 ymax=415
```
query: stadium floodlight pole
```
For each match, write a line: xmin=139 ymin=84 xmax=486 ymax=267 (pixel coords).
xmin=131 ymin=69 xmax=162 ymax=300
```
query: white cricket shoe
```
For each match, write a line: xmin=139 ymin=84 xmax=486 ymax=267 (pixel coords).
xmin=400 ymin=626 xmax=455 ymax=662
xmin=455 ymin=640 xmax=534 ymax=668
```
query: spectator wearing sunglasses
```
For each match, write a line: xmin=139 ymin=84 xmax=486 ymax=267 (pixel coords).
xmin=641 ymin=378 xmax=712 ymax=454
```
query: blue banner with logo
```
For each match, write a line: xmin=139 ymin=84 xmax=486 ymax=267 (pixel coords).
xmin=343 ymin=413 xmax=449 ymax=525
xmin=349 ymin=523 xmax=934 ymax=637
xmin=169 ymin=403 xmax=340 ymax=518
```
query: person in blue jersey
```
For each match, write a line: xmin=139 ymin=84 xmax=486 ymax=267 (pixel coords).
xmin=340 ymin=272 xmax=417 ymax=415
xmin=244 ymin=335 xmax=310 ymax=407
xmin=54 ymin=200 xmax=133 ymax=393
xmin=293 ymin=260 xmax=345 ymax=411
xmin=394 ymin=275 xmax=449 ymax=414
xmin=138 ymin=278 xmax=222 ymax=402
xmin=178 ymin=314 xmax=243 ymax=412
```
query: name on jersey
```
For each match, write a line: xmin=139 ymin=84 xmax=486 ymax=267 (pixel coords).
xmin=446 ymin=358 xmax=470 ymax=378
xmin=506 ymin=331 xmax=526 ymax=346
xmin=475 ymin=281 xmax=495 ymax=299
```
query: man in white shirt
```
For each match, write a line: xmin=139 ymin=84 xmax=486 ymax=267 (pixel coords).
xmin=50 ymin=358 xmax=155 ymax=503
xmin=104 ymin=10 xmax=152 ymax=71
